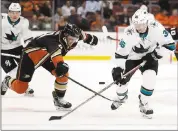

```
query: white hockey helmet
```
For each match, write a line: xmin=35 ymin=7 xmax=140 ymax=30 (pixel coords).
xmin=132 ymin=9 xmax=148 ymax=25
xmin=132 ymin=9 xmax=148 ymax=33
xmin=8 ymin=3 xmax=21 ymax=12
xmin=140 ymin=5 xmax=148 ymax=11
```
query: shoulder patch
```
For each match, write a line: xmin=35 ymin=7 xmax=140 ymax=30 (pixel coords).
xmin=125 ymin=28 xmax=134 ymax=36
xmin=119 ymin=39 xmax=126 ymax=48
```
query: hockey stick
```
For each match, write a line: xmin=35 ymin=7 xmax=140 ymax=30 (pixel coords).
xmin=49 ymin=61 xmax=146 ymax=121
xmin=102 ymin=26 xmax=120 ymax=42
xmin=65 ymin=75 xmax=117 ymax=102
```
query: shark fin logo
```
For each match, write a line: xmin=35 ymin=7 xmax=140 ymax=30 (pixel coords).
xmin=4 ymin=31 xmax=19 ymax=41
xmin=132 ymin=44 xmax=149 ymax=53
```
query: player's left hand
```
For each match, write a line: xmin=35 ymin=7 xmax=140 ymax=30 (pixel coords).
xmin=55 ymin=62 xmax=69 ymax=77
xmin=112 ymin=67 xmax=126 ymax=85
xmin=83 ymin=34 xmax=98 ymax=45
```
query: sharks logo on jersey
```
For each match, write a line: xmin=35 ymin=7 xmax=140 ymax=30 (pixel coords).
xmin=132 ymin=44 xmax=150 ymax=53
xmin=4 ymin=31 xmax=19 ymax=42
xmin=126 ymin=28 xmax=134 ymax=35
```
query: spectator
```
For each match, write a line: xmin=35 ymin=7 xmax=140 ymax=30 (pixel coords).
xmin=112 ymin=0 xmax=123 ymax=17
xmin=54 ymin=8 xmax=62 ymax=26
xmin=77 ymin=1 xmax=87 ymax=18
xmin=30 ymin=14 xmax=41 ymax=30
xmin=76 ymin=15 xmax=90 ymax=31
xmin=103 ymin=1 xmax=112 ymax=19
xmin=40 ymin=1 xmax=52 ymax=17
xmin=55 ymin=16 xmax=67 ymax=31
xmin=68 ymin=8 xmax=78 ymax=25
xmin=41 ymin=16 xmax=52 ymax=31
xmin=85 ymin=12 xmax=96 ymax=25
xmin=20 ymin=0 xmax=33 ymax=12
xmin=90 ymin=11 xmax=104 ymax=31
xmin=118 ymin=7 xmax=130 ymax=26
xmin=169 ymin=9 xmax=178 ymax=27
xmin=61 ymin=0 xmax=75 ymax=17
xmin=85 ymin=0 xmax=101 ymax=13
xmin=33 ymin=5 xmax=41 ymax=17
xmin=155 ymin=9 xmax=169 ymax=26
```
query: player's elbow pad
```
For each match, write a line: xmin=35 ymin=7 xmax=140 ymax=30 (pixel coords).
xmin=83 ymin=34 xmax=98 ymax=45
xmin=163 ymin=42 xmax=176 ymax=51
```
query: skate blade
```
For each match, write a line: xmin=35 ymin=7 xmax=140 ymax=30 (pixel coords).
xmin=24 ymin=93 xmax=34 ymax=97
xmin=55 ymin=106 xmax=72 ymax=111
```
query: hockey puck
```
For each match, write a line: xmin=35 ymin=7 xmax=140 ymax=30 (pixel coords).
xmin=99 ymin=82 xmax=105 ymax=84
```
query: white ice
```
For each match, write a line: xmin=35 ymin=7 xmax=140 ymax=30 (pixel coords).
xmin=1 ymin=61 xmax=177 ymax=130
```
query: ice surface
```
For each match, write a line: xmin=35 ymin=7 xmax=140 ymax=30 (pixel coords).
xmin=1 ymin=61 xmax=177 ymax=130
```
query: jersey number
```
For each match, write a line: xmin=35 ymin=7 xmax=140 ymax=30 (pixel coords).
xmin=163 ymin=30 xmax=169 ymax=37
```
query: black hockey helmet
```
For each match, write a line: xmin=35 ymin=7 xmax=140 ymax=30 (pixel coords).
xmin=63 ymin=23 xmax=81 ymax=38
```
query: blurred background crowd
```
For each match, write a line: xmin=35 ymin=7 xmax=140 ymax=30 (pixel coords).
xmin=2 ymin=0 xmax=178 ymax=31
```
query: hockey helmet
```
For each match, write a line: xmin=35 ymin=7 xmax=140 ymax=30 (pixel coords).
xmin=63 ymin=23 xmax=81 ymax=38
xmin=132 ymin=9 xmax=148 ymax=33
xmin=8 ymin=3 xmax=21 ymax=12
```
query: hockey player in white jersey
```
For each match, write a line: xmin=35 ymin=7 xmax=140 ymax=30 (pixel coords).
xmin=1 ymin=3 xmax=34 ymax=96
xmin=111 ymin=8 xmax=175 ymax=118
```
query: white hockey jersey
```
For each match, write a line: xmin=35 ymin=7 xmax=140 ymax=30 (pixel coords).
xmin=1 ymin=13 xmax=32 ymax=50
xmin=115 ymin=20 xmax=175 ymax=69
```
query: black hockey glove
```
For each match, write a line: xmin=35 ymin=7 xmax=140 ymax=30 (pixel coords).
xmin=112 ymin=67 xmax=126 ymax=85
xmin=55 ymin=61 xmax=69 ymax=77
xmin=83 ymin=34 xmax=98 ymax=45
xmin=142 ymin=49 xmax=163 ymax=62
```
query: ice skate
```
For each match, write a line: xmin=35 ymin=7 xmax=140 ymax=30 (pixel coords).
xmin=24 ymin=88 xmax=34 ymax=97
xmin=52 ymin=91 xmax=72 ymax=111
xmin=111 ymin=95 xmax=128 ymax=110
xmin=1 ymin=76 xmax=11 ymax=95
xmin=138 ymin=94 xmax=153 ymax=119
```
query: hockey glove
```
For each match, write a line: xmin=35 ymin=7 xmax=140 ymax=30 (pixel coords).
xmin=83 ymin=34 xmax=98 ymax=45
xmin=142 ymin=49 xmax=163 ymax=62
xmin=112 ymin=67 xmax=126 ymax=85
xmin=55 ymin=62 xmax=69 ymax=77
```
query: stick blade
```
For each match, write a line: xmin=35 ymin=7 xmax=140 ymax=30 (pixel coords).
xmin=49 ymin=116 xmax=62 ymax=121
xmin=102 ymin=26 xmax=108 ymax=33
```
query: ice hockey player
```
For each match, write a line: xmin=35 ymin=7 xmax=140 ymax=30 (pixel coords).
xmin=140 ymin=4 xmax=178 ymax=60
xmin=166 ymin=27 xmax=178 ymax=60
xmin=1 ymin=23 xmax=98 ymax=110
xmin=1 ymin=3 xmax=34 ymax=96
xmin=111 ymin=9 xmax=176 ymax=118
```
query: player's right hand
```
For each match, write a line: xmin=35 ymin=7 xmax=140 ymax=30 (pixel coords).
xmin=112 ymin=67 xmax=125 ymax=85
xmin=55 ymin=62 xmax=69 ymax=77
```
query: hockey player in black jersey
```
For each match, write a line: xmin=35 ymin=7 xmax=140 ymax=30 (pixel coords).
xmin=166 ymin=27 xmax=178 ymax=60
xmin=1 ymin=23 xmax=98 ymax=110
